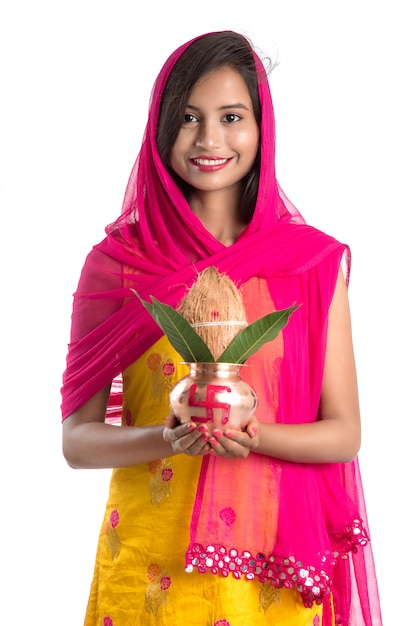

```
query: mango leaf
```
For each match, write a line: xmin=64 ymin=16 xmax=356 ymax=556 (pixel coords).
xmin=132 ymin=290 xmax=215 ymax=363
xmin=218 ymin=304 xmax=299 ymax=364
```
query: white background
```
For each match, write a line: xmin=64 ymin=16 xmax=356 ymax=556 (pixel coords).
xmin=1 ymin=1 xmax=417 ymax=624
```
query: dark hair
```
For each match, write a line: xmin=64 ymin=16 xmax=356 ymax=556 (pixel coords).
xmin=157 ymin=32 xmax=263 ymax=224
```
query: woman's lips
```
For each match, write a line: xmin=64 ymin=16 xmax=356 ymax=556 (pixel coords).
xmin=190 ymin=157 xmax=232 ymax=171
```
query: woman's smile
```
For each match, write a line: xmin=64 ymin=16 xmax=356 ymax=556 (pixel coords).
xmin=190 ymin=156 xmax=233 ymax=171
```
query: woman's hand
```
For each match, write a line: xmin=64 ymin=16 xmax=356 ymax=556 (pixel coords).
xmin=163 ymin=413 xmax=211 ymax=456
xmin=207 ymin=415 xmax=260 ymax=459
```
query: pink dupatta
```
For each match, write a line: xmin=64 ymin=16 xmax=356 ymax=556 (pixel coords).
xmin=61 ymin=32 xmax=381 ymax=625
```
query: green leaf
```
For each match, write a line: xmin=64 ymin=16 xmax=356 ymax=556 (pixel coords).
xmin=132 ymin=290 xmax=299 ymax=365
xmin=218 ymin=304 xmax=299 ymax=364
xmin=132 ymin=291 xmax=215 ymax=363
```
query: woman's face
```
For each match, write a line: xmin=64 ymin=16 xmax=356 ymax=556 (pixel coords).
xmin=169 ymin=66 xmax=260 ymax=198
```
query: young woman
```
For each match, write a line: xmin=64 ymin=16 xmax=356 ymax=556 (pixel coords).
xmin=61 ymin=31 xmax=382 ymax=626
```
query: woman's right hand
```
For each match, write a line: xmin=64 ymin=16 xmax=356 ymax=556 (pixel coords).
xmin=63 ymin=387 xmax=211 ymax=469
xmin=163 ymin=414 xmax=211 ymax=456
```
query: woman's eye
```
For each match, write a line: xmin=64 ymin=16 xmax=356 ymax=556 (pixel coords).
xmin=223 ymin=113 xmax=241 ymax=123
xmin=184 ymin=113 xmax=198 ymax=123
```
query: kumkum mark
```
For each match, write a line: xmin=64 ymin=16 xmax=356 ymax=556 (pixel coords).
xmin=188 ymin=383 xmax=231 ymax=425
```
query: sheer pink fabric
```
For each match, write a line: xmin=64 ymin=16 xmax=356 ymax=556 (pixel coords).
xmin=61 ymin=31 xmax=381 ymax=625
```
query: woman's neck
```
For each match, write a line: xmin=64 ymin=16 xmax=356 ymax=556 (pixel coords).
xmin=190 ymin=188 xmax=246 ymax=246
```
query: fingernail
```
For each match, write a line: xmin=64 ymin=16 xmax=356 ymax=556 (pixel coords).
xmin=198 ymin=425 xmax=207 ymax=433
xmin=225 ymin=430 xmax=233 ymax=438
xmin=251 ymin=427 xmax=258 ymax=436
xmin=210 ymin=437 xmax=219 ymax=446
xmin=187 ymin=422 xmax=196 ymax=430
xmin=212 ymin=429 xmax=222 ymax=439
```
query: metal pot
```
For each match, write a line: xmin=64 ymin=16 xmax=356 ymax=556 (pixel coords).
xmin=169 ymin=362 xmax=257 ymax=433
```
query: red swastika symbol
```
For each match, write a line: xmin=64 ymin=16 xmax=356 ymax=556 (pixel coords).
xmin=188 ymin=383 xmax=232 ymax=425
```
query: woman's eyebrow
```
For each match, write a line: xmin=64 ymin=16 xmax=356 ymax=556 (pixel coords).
xmin=186 ymin=102 xmax=250 ymax=112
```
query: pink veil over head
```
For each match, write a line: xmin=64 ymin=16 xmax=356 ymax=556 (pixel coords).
xmin=61 ymin=31 xmax=381 ymax=625
xmin=61 ymin=31 xmax=305 ymax=418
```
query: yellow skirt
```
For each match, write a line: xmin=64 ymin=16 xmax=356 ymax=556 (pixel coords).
xmin=84 ymin=337 xmax=332 ymax=626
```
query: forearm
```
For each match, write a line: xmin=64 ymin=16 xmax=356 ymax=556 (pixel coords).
xmin=63 ymin=421 xmax=176 ymax=469
xmin=257 ymin=417 xmax=360 ymax=464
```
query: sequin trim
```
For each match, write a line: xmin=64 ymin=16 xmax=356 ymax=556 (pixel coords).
xmin=185 ymin=519 xmax=369 ymax=608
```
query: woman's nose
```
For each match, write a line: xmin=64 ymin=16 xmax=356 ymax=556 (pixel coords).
xmin=195 ymin=120 xmax=222 ymax=149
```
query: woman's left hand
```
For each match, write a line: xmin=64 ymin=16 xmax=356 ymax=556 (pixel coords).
xmin=208 ymin=415 xmax=260 ymax=458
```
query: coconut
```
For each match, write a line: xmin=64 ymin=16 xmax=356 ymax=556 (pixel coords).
xmin=177 ymin=266 xmax=247 ymax=360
